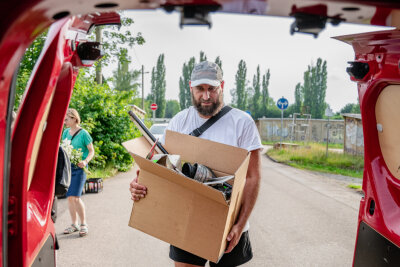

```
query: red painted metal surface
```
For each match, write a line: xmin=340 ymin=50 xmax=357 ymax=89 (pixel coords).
xmin=9 ymin=19 xmax=71 ymax=266
xmin=0 ymin=6 xmax=120 ymax=266
xmin=336 ymin=30 xmax=400 ymax=263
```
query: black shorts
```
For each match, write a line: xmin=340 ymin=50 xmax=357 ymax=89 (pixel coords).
xmin=169 ymin=231 xmax=253 ymax=267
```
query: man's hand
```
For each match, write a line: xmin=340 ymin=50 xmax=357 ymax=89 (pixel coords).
xmin=225 ymin=223 xmax=244 ymax=253
xmin=225 ymin=149 xmax=261 ymax=253
xmin=129 ymin=170 xmax=147 ymax=201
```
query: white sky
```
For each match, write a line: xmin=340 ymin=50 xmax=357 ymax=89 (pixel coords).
xmin=105 ymin=9 xmax=388 ymax=112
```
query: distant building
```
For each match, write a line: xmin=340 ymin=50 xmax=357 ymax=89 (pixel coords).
xmin=256 ymin=118 xmax=344 ymax=144
xmin=342 ymin=113 xmax=364 ymax=156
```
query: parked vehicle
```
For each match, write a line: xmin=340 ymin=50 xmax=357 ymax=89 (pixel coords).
xmin=149 ymin=123 xmax=168 ymax=140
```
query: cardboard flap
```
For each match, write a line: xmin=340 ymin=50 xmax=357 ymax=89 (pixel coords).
xmin=132 ymin=153 xmax=228 ymax=205
xmin=164 ymin=130 xmax=249 ymax=174
xmin=218 ymin=152 xmax=251 ymax=257
xmin=122 ymin=136 xmax=152 ymax=158
xmin=233 ymin=153 xmax=251 ymax=192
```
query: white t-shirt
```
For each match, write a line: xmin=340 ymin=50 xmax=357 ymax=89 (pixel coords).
xmin=161 ymin=106 xmax=263 ymax=232
xmin=161 ymin=106 xmax=263 ymax=152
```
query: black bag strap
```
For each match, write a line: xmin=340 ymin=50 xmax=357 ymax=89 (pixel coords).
xmin=71 ymin=128 xmax=82 ymax=141
xmin=190 ymin=106 xmax=232 ymax=137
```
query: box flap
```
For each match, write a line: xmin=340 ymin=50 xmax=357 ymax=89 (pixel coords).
xmin=122 ymin=136 xmax=152 ymax=158
xmin=132 ymin=153 xmax=228 ymax=205
xmin=218 ymin=153 xmax=251 ymax=256
xmin=164 ymin=130 xmax=248 ymax=174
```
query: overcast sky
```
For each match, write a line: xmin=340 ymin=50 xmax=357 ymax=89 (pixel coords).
xmin=105 ymin=9 xmax=388 ymax=113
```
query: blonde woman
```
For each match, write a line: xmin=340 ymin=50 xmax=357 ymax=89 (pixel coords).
xmin=62 ymin=108 xmax=94 ymax=237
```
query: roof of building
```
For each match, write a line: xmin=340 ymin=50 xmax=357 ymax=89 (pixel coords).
xmin=341 ymin=113 xmax=361 ymax=120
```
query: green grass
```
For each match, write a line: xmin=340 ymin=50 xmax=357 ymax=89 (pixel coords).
xmin=262 ymin=140 xmax=343 ymax=149
xmin=347 ymin=184 xmax=362 ymax=190
xmin=87 ymin=164 xmax=120 ymax=180
xmin=267 ymin=144 xmax=364 ymax=178
xmin=323 ymin=142 xmax=344 ymax=149
xmin=262 ymin=141 xmax=276 ymax=145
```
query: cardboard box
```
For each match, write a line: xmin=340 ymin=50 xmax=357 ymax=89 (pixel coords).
xmin=122 ymin=130 xmax=250 ymax=262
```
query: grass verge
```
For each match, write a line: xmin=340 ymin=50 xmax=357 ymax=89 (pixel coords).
xmin=262 ymin=140 xmax=344 ymax=149
xmin=348 ymin=184 xmax=362 ymax=190
xmin=87 ymin=164 xmax=120 ymax=180
xmin=266 ymin=143 xmax=363 ymax=178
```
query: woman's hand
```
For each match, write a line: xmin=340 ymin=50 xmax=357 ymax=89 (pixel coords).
xmin=130 ymin=170 xmax=147 ymax=201
xmin=77 ymin=160 xmax=87 ymax=168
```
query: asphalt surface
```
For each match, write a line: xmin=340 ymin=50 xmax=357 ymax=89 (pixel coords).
xmin=55 ymin=150 xmax=362 ymax=266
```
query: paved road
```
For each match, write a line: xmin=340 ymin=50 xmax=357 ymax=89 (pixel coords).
xmin=55 ymin=151 xmax=362 ymax=266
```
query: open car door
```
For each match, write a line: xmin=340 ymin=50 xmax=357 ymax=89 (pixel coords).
xmin=336 ymin=31 xmax=400 ymax=266
xmin=0 ymin=9 xmax=120 ymax=267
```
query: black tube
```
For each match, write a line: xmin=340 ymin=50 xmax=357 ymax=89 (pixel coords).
xmin=128 ymin=110 xmax=168 ymax=154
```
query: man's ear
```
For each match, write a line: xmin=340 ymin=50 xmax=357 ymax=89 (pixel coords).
xmin=189 ymin=81 xmax=193 ymax=93
xmin=220 ymin=81 xmax=225 ymax=92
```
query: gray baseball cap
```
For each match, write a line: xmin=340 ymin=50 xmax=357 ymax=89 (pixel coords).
xmin=190 ymin=61 xmax=223 ymax=87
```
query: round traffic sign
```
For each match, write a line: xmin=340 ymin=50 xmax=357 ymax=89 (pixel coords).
xmin=150 ymin=103 xmax=158 ymax=111
xmin=277 ymin=97 xmax=289 ymax=110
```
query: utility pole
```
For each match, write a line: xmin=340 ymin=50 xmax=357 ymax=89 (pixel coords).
xmin=95 ymin=27 xmax=102 ymax=84
xmin=325 ymin=107 xmax=333 ymax=157
xmin=142 ymin=65 xmax=144 ymax=110
xmin=141 ymin=65 xmax=149 ymax=110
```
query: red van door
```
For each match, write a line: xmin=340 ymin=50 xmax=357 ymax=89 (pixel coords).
xmin=337 ymin=30 xmax=400 ymax=266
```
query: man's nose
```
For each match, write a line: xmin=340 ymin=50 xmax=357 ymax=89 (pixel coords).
xmin=201 ymin=90 xmax=210 ymax=99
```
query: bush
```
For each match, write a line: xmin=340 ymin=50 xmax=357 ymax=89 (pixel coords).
xmin=70 ymin=70 xmax=140 ymax=171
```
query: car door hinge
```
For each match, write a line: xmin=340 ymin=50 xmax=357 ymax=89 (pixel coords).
xmin=8 ymin=196 xmax=17 ymax=236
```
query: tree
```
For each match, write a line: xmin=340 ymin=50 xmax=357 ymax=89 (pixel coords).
xmin=251 ymin=65 xmax=261 ymax=118
xmin=260 ymin=69 xmax=270 ymax=118
xmin=302 ymin=67 xmax=312 ymax=115
xmin=340 ymin=103 xmax=360 ymax=114
xmin=199 ymin=51 xmax=207 ymax=62
xmin=215 ymin=56 xmax=223 ymax=75
xmin=149 ymin=54 xmax=166 ymax=118
xmin=266 ymin=97 xmax=283 ymax=118
xmin=312 ymin=58 xmax=327 ymax=118
xmin=179 ymin=57 xmax=195 ymax=110
xmin=112 ymin=48 xmax=141 ymax=94
xmin=95 ymin=15 xmax=145 ymax=84
xmin=16 ymin=30 xmax=48 ymax=110
xmin=70 ymin=70 xmax=140 ymax=171
xmin=95 ymin=27 xmax=103 ymax=84
xmin=165 ymin=100 xmax=181 ymax=118
xmin=294 ymin=83 xmax=302 ymax=114
xmin=301 ymin=58 xmax=327 ymax=118
xmin=231 ymin=60 xmax=248 ymax=110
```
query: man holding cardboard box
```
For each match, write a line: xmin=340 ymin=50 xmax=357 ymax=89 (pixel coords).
xmin=130 ymin=61 xmax=262 ymax=266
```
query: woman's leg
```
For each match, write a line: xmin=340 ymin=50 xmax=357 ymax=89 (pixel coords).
xmin=67 ymin=196 xmax=78 ymax=224
xmin=75 ymin=197 xmax=86 ymax=225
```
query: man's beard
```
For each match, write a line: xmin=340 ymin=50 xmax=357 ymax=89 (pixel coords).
xmin=192 ymin=92 xmax=224 ymax=117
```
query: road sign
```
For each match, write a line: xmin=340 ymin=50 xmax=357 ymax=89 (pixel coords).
xmin=277 ymin=97 xmax=289 ymax=110
xmin=150 ymin=103 xmax=158 ymax=111
xmin=325 ymin=107 xmax=333 ymax=117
